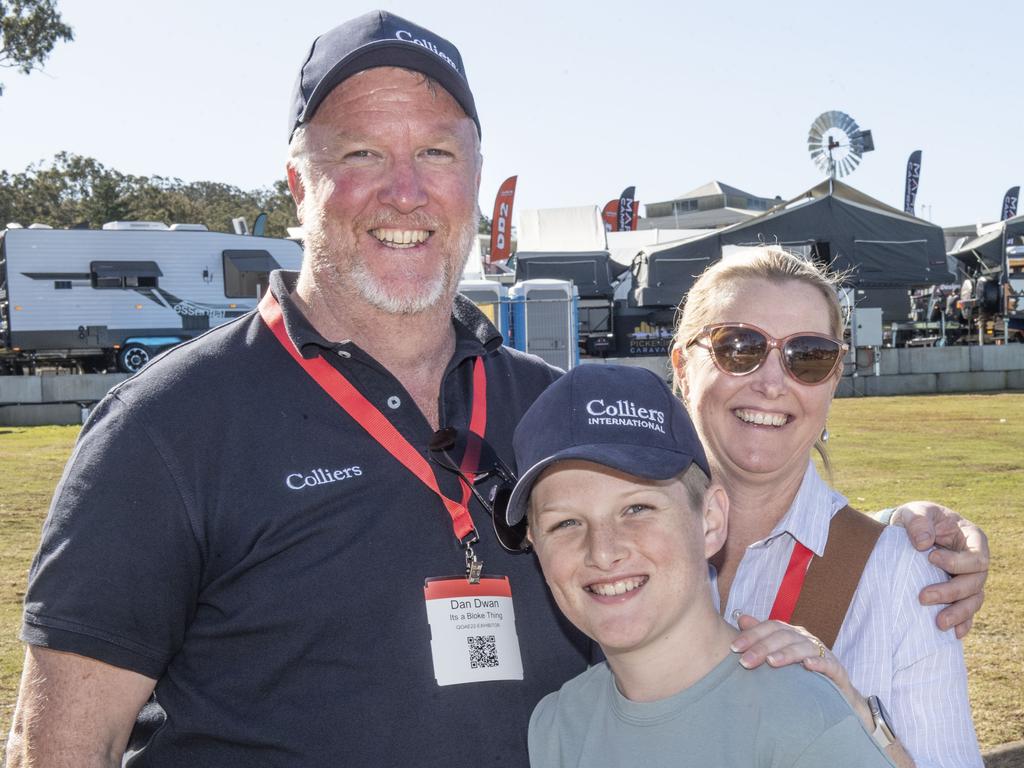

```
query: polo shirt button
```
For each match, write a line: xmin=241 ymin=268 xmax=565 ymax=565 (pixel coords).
xmin=387 ymin=396 xmax=401 ymax=409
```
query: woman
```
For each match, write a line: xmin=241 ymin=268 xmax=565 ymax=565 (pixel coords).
xmin=671 ymin=246 xmax=981 ymax=767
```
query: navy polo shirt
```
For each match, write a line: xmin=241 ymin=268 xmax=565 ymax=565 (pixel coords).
xmin=22 ymin=271 xmax=592 ymax=766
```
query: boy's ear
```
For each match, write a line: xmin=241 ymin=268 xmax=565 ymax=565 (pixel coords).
xmin=702 ymin=484 xmax=728 ymax=559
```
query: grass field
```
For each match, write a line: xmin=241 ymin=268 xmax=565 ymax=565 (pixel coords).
xmin=0 ymin=394 xmax=1022 ymax=752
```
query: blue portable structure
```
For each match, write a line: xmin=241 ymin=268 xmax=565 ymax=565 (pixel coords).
xmin=508 ymin=279 xmax=579 ymax=371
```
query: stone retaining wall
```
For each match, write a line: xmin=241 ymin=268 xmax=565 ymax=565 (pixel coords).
xmin=0 ymin=373 xmax=127 ymax=426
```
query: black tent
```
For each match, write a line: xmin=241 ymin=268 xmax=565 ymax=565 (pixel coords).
xmin=630 ymin=180 xmax=953 ymax=322
xmin=948 ymin=214 xmax=1024 ymax=275
xmin=514 ymin=251 xmax=624 ymax=299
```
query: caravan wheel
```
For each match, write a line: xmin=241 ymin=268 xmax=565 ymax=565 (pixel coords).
xmin=118 ymin=344 xmax=152 ymax=374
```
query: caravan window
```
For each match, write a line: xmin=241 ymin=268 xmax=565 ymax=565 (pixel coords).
xmin=90 ymin=261 xmax=162 ymax=289
xmin=223 ymin=250 xmax=281 ymax=298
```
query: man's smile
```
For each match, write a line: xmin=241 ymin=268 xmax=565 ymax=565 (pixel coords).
xmin=370 ymin=227 xmax=431 ymax=248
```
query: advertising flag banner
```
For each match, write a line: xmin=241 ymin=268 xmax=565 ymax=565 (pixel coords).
xmin=1002 ymin=186 xmax=1020 ymax=221
xmin=489 ymin=176 xmax=518 ymax=263
xmin=904 ymin=150 xmax=922 ymax=215
xmin=601 ymin=199 xmax=618 ymax=232
xmin=617 ymin=186 xmax=637 ymax=232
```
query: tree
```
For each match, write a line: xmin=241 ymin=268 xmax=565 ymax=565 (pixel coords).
xmin=478 ymin=213 xmax=491 ymax=235
xmin=0 ymin=152 xmax=300 ymax=238
xmin=0 ymin=0 xmax=73 ymax=95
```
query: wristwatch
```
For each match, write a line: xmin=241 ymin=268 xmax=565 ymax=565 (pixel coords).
xmin=867 ymin=695 xmax=896 ymax=748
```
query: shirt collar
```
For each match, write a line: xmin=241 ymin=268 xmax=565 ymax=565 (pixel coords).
xmin=760 ymin=461 xmax=849 ymax=557
xmin=268 ymin=270 xmax=503 ymax=361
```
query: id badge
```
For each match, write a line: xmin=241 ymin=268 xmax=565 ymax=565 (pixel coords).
xmin=423 ymin=576 xmax=524 ymax=686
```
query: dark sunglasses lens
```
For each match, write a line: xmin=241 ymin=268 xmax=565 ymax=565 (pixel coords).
xmin=491 ymin=485 xmax=530 ymax=553
xmin=468 ymin=433 xmax=504 ymax=478
xmin=435 ymin=430 xmax=505 ymax=481
xmin=709 ymin=326 xmax=768 ymax=374
xmin=784 ymin=336 xmax=842 ymax=383
xmin=428 ymin=427 xmax=458 ymax=453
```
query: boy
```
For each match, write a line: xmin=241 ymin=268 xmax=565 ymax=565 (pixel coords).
xmin=505 ymin=364 xmax=893 ymax=767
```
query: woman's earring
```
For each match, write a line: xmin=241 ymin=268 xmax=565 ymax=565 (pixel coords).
xmin=820 ymin=426 xmax=829 ymax=443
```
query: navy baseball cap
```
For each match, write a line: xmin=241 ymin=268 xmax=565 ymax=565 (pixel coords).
xmin=506 ymin=365 xmax=711 ymax=526
xmin=288 ymin=10 xmax=480 ymax=142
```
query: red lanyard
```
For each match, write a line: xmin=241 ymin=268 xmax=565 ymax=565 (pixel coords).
xmin=258 ymin=290 xmax=486 ymax=545
xmin=768 ymin=541 xmax=814 ymax=622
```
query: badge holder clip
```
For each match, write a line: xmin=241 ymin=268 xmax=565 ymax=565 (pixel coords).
xmin=462 ymin=532 xmax=482 ymax=584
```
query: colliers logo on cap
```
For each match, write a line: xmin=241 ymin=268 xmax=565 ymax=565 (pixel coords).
xmin=395 ymin=29 xmax=459 ymax=72
xmin=586 ymin=399 xmax=666 ymax=434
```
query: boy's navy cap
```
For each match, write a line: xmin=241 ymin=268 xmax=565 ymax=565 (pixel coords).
xmin=289 ymin=10 xmax=480 ymax=142
xmin=506 ymin=365 xmax=711 ymax=526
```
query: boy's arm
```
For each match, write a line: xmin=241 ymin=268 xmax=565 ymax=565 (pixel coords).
xmin=790 ymin=715 xmax=901 ymax=768
xmin=732 ymin=617 xmax=916 ymax=767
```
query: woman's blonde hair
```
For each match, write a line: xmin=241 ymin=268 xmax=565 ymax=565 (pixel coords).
xmin=670 ymin=245 xmax=848 ymax=472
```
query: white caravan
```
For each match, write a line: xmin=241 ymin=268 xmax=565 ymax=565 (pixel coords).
xmin=0 ymin=224 xmax=303 ymax=373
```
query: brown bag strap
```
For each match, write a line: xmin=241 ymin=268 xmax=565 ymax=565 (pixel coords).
xmin=788 ymin=505 xmax=885 ymax=650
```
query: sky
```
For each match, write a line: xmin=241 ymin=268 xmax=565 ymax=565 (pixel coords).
xmin=1 ymin=0 xmax=1021 ymax=229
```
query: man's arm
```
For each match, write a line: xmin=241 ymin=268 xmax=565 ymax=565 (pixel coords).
xmin=890 ymin=502 xmax=989 ymax=638
xmin=4 ymin=646 xmax=156 ymax=768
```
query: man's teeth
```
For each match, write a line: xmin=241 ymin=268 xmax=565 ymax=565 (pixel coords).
xmin=371 ymin=228 xmax=430 ymax=247
xmin=589 ymin=577 xmax=646 ymax=597
xmin=734 ymin=409 xmax=788 ymax=427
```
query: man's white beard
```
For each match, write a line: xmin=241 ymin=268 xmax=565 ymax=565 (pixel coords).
xmin=304 ymin=208 xmax=479 ymax=316
xmin=349 ymin=217 xmax=476 ymax=314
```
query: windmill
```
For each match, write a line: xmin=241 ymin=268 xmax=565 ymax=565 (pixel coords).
xmin=807 ymin=111 xmax=875 ymax=191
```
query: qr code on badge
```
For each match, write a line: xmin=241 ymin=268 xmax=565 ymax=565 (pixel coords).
xmin=467 ymin=634 xmax=498 ymax=669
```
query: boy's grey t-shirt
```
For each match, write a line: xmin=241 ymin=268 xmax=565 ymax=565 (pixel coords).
xmin=529 ymin=654 xmax=894 ymax=768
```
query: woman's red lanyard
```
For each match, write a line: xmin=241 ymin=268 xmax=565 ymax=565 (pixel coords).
xmin=768 ymin=541 xmax=814 ymax=622
xmin=258 ymin=290 xmax=488 ymax=581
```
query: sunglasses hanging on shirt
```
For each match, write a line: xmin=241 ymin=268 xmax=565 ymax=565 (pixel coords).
xmin=428 ymin=427 xmax=530 ymax=554
xmin=688 ymin=322 xmax=848 ymax=385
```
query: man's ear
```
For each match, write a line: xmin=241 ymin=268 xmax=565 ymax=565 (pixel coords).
xmin=702 ymin=484 xmax=728 ymax=560
xmin=286 ymin=164 xmax=306 ymax=224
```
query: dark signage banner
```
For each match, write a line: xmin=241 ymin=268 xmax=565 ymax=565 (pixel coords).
xmin=617 ymin=186 xmax=636 ymax=232
xmin=1002 ymin=186 xmax=1020 ymax=221
xmin=904 ymin=150 xmax=922 ymax=215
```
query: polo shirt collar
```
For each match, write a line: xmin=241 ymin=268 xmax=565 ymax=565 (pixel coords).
xmin=452 ymin=293 xmax=503 ymax=353
xmin=267 ymin=270 xmax=503 ymax=360
xmin=760 ymin=461 xmax=849 ymax=557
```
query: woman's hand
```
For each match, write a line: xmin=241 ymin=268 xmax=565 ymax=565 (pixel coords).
xmin=731 ymin=614 xmax=873 ymax=731
xmin=891 ymin=502 xmax=989 ymax=638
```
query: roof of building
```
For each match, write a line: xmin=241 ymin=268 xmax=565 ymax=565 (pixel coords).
xmin=641 ymin=207 xmax=761 ymax=230
xmin=670 ymin=180 xmax=764 ymax=201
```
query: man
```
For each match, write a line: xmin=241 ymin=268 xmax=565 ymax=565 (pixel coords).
xmin=510 ymin=365 xmax=893 ymax=766
xmin=2 ymin=10 xmax=989 ymax=768
xmin=4 ymin=12 xmax=591 ymax=766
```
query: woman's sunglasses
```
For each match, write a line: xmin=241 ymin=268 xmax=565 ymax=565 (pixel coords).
xmin=686 ymin=323 xmax=848 ymax=385
xmin=428 ymin=427 xmax=530 ymax=554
